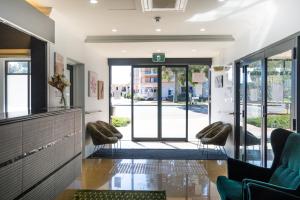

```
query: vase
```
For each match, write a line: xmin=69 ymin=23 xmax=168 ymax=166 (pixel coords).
xmin=60 ymin=91 xmax=67 ymax=108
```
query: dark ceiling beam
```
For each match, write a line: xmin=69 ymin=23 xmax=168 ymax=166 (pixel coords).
xmin=85 ymin=35 xmax=235 ymax=43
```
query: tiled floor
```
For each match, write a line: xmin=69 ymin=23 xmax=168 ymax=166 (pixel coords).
xmin=119 ymin=140 xmax=201 ymax=149
xmin=56 ymin=159 xmax=227 ymax=200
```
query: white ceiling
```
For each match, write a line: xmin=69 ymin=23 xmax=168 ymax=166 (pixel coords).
xmin=35 ymin=0 xmax=269 ymax=58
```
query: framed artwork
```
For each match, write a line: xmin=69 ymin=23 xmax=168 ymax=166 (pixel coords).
xmin=97 ymin=81 xmax=104 ymax=99
xmin=54 ymin=52 xmax=64 ymax=75
xmin=215 ymin=75 xmax=224 ymax=88
xmin=88 ymin=71 xmax=98 ymax=97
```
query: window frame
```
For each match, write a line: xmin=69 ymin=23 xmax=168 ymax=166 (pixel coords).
xmin=5 ymin=60 xmax=31 ymax=113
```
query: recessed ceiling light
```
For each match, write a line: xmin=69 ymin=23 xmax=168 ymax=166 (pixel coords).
xmin=155 ymin=28 xmax=162 ymax=32
xmin=112 ymin=28 xmax=118 ymax=32
xmin=218 ymin=0 xmax=225 ymax=2
xmin=200 ymin=28 xmax=206 ymax=32
xmin=90 ymin=0 xmax=98 ymax=4
xmin=121 ymin=50 xmax=127 ymax=53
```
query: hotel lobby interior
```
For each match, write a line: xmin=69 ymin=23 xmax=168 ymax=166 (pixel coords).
xmin=1 ymin=0 xmax=300 ymax=199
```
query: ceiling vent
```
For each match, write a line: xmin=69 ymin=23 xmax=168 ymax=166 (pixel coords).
xmin=141 ymin=0 xmax=188 ymax=12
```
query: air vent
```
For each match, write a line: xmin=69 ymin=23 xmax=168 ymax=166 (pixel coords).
xmin=141 ymin=0 xmax=188 ymax=12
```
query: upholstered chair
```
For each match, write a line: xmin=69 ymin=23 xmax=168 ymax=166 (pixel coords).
xmin=86 ymin=122 xmax=118 ymax=155
xmin=217 ymin=128 xmax=300 ymax=200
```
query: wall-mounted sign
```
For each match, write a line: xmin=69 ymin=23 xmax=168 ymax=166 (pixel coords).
xmin=152 ymin=53 xmax=165 ymax=63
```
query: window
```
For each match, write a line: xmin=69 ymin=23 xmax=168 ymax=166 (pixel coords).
xmin=5 ymin=61 xmax=31 ymax=112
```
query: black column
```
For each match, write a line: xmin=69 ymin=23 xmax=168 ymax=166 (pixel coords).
xmin=30 ymin=37 xmax=47 ymax=113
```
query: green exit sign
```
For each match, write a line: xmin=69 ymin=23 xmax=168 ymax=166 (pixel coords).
xmin=152 ymin=53 xmax=165 ymax=63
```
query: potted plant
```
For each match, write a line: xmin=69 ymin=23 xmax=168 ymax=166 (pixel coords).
xmin=48 ymin=74 xmax=70 ymax=107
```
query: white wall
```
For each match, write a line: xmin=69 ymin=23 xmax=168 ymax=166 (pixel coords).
xmin=211 ymin=0 xmax=300 ymax=157
xmin=222 ymin=0 xmax=300 ymax=64
xmin=47 ymin=10 xmax=109 ymax=157
xmin=210 ymin=64 xmax=235 ymax=157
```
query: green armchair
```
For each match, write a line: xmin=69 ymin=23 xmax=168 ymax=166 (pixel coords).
xmin=217 ymin=128 xmax=300 ymax=200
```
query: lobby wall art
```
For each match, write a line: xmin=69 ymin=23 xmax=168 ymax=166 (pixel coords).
xmin=88 ymin=71 xmax=98 ymax=97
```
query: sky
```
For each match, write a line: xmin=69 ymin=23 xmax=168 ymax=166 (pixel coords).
xmin=111 ymin=65 xmax=131 ymax=85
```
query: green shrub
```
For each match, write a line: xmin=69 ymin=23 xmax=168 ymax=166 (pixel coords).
xmin=112 ymin=117 xmax=130 ymax=127
xmin=247 ymin=114 xmax=290 ymax=129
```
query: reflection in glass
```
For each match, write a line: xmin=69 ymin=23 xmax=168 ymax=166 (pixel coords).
xmin=187 ymin=65 xmax=210 ymax=140
xmin=267 ymin=50 xmax=292 ymax=167
xmin=7 ymin=61 xmax=29 ymax=73
xmin=245 ymin=60 xmax=262 ymax=166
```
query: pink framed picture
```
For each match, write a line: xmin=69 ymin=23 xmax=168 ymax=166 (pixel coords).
xmin=98 ymin=81 xmax=104 ymax=99
xmin=88 ymin=71 xmax=98 ymax=97
xmin=54 ymin=52 xmax=64 ymax=75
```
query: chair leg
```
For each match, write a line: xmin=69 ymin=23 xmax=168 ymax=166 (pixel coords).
xmin=206 ymin=144 xmax=209 ymax=160
xmin=222 ymin=146 xmax=227 ymax=156
xmin=92 ymin=145 xmax=97 ymax=157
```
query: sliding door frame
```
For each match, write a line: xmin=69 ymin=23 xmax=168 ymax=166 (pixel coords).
xmin=131 ymin=65 xmax=161 ymax=141
xmin=234 ymin=35 xmax=298 ymax=167
xmin=131 ymin=65 xmax=189 ymax=141
xmin=242 ymin=52 xmax=266 ymax=164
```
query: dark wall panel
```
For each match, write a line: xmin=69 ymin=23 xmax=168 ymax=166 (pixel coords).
xmin=0 ymin=22 xmax=31 ymax=49
xmin=30 ymin=37 xmax=47 ymax=113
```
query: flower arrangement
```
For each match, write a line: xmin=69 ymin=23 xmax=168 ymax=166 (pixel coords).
xmin=48 ymin=74 xmax=70 ymax=107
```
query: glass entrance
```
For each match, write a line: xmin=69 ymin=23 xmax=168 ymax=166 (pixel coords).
xmin=110 ymin=64 xmax=211 ymax=142
xmin=132 ymin=67 xmax=159 ymax=139
xmin=236 ymin=42 xmax=296 ymax=167
xmin=266 ymin=50 xmax=293 ymax=167
xmin=132 ymin=66 xmax=188 ymax=140
xmin=161 ymin=66 xmax=187 ymax=139
xmin=245 ymin=60 xmax=263 ymax=166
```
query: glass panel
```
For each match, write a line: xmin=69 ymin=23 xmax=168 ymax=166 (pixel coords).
xmin=110 ymin=66 xmax=132 ymax=140
xmin=65 ymin=69 xmax=71 ymax=107
xmin=7 ymin=61 xmax=29 ymax=73
xmin=266 ymin=50 xmax=292 ymax=167
xmin=239 ymin=66 xmax=245 ymax=160
xmin=7 ymin=75 xmax=28 ymax=112
xmin=188 ymin=65 xmax=210 ymax=140
xmin=161 ymin=66 xmax=186 ymax=138
xmin=133 ymin=67 xmax=158 ymax=138
xmin=245 ymin=60 xmax=263 ymax=166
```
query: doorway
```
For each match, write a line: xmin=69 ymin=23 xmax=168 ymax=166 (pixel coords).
xmin=110 ymin=64 xmax=211 ymax=143
xmin=132 ymin=65 xmax=188 ymax=141
xmin=235 ymin=39 xmax=296 ymax=167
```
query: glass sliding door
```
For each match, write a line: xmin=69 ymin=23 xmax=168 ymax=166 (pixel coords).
xmin=235 ymin=39 xmax=296 ymax=167
xmin=110 ymin=64 xmax=211 ymax=142
xmin=266 ymin=50 xmax=293 ymax=167
xmin=245 ymin=60 xmax=263 ymax=166
xmin=110 ymin=65 xmax=132 ymax=140
xmin=132 ymin=67 xmax=159 ymax=139
xmin=188 ymin=65 xmax=210 ymax=140
xmin=161 ymin=66 xmax=187 ymax=139
xmin=239 ymin=65 xmax=245 ymax=161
